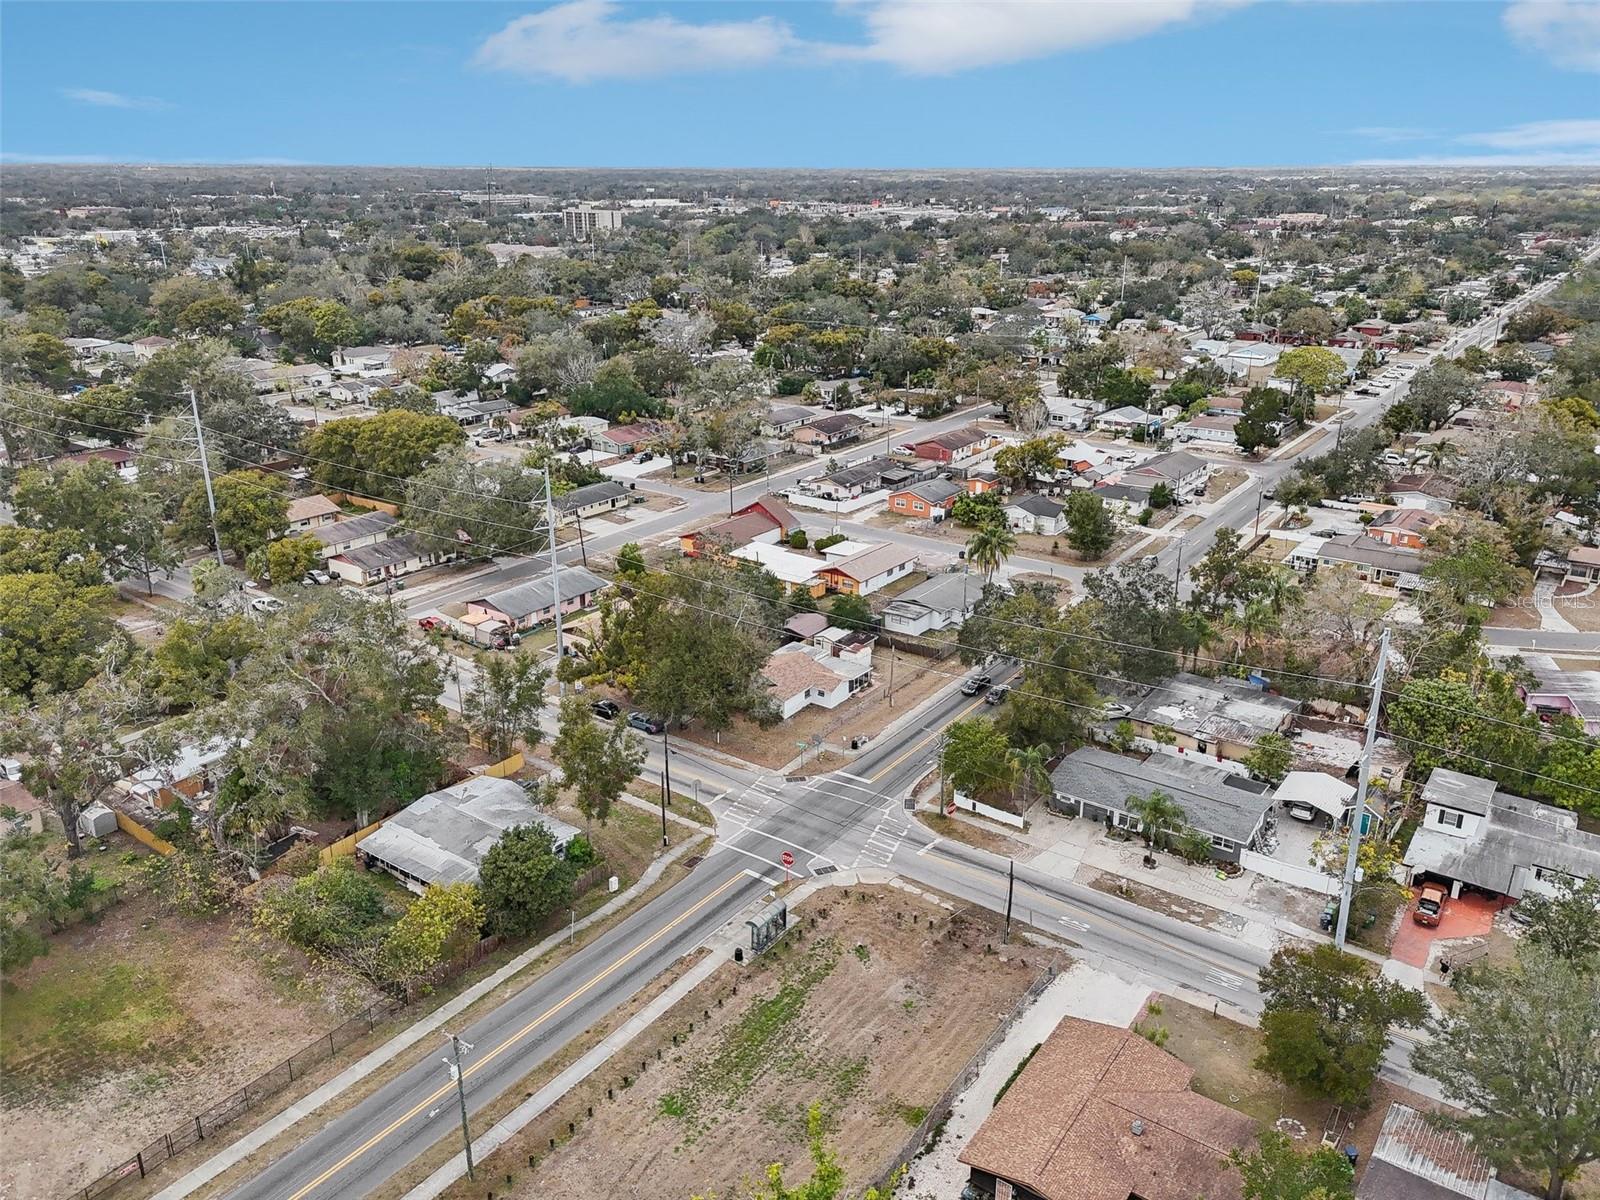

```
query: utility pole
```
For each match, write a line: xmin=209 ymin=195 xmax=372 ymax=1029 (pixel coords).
xmin=187 ymin=387 xmax=225 ymax=566
xmin=541 ymin=465 xmax=565 ymax=695
xmin=442 ymin=1035 xmax=475 ymax=1180
xmin=658 ymin=730 xmax=670 ymax=849
xmin=1335 ymin=627 xmax=1390 ymax=950
xmin=1172 ymin=540 xmax=1185 ymax=605
xmin=887 ymin=645 xmax=897 ymax=708
xmin=998 ymin=864 xmax=1011 ymax=940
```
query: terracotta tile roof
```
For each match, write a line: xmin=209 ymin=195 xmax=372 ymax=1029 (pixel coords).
xmin=959 ymin=1017 xmax=1256 ymax=1200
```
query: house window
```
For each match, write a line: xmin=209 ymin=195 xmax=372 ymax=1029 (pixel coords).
xmin=1533 ymin=864 xmax=1572 ymax=885
xmin=1211 ymin=835 xmax=1233 ymax=851
xmin=1436 ymin=809 xmax=1465 ymax=829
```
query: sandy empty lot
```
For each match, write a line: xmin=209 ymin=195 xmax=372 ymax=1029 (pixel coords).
xmin=450 ymin=886 xmax=1051 ymax=1200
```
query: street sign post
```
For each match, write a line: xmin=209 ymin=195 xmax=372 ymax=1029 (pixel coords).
xmin=781 ymin=849 xmax=794 ymax=886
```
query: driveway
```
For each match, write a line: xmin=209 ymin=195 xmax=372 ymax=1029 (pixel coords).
xmin=1389 ymin=889 xmax=1497 ymax=969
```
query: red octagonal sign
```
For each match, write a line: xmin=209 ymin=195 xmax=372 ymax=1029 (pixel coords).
xmin=781 ymin=850 xmax=795 ymax=867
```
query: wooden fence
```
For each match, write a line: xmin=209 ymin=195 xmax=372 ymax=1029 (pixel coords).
xmin=318 ymin=819 xmax=387 ymax=865
xmin=115 ymin=811 xmax=176 ymax=857
xmin=481 ymin=752 xmax=525 ymax=779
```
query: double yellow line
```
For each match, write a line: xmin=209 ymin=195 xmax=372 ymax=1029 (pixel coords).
xmin=284 ymin=871 xmax=748 ymax=1200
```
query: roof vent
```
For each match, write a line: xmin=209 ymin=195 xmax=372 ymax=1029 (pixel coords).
xmin=1131 ymin=1119 xmax=1145 ymax=1137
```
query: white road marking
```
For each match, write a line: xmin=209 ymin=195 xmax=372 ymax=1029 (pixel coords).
xmin=715 ymin=842 xmax=797 ymax=875
xmin=836 ymin=771 xmax=873 ymax=784
xmin=916 ymin=838 xmax=944 ymax=857
xmin=1058 ymin=916 xmax=1090 ymax=932
xmin=1205 ymin=970 xmax=1242 ymax=991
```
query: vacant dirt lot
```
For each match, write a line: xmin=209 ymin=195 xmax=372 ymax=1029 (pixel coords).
xmin=460 ymin=887 xmax=1049 ymax=1200
xmin=1 ymin=893 xmax=364 ymax=1200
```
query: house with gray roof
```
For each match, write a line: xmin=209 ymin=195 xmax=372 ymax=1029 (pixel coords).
xmin=1403 ymin=768 xmax=1600 ymax=901
xmin=1004 ymin=493 xmax=1067 ymax=536
xmin=1109 ymin=671 xmax=1300 ymax=764
xmin=309 ymin=509 xmax=399 ymax=559
xmin=1048 ymin=746 xmax=1274 ymax=861
xmin=356 ymin=776 xmax=580 ymax=894
xmin=1358 ymin=1102 xmax=1537 ymax=1200
xmin=466 ymin=565 xmax=608 ymax=632
xmin=556 ymin=480 xmax=632 ymax=526
xmin=882 ymin=571 xmax=985 ymax=636
xmin=328 ymin=532 xmax=436 ymax=586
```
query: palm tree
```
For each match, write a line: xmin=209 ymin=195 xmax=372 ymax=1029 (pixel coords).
xmin=1007 ymin=743 xmax=1052 ymax=808
xmin=966 ymin=518 xmax=1017 ymax=582
xmin=1126 ymin=789 xmax=1187 ymax=853
xmin=1426 ymin=439 xmax=1458 ymax=472
xmin=1257 ymin=568 xmax=1303 ymax=620
xmin=1238 ymin=597 xmax=1276 ymax=658
xmin=1176 ymin=610 xmax=1215 ymax=672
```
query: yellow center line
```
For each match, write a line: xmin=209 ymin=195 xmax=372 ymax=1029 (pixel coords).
xmin=925 ymin=845 xmax=1259 ymax=982
xmin=870 ymin=693 xmax=988 ymax=783
xmin=284 ymin=871 xmax=748 ymax=1200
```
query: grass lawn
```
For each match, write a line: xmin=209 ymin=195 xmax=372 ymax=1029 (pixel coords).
xmin=624 ymin=778 xmax=714 ymax=828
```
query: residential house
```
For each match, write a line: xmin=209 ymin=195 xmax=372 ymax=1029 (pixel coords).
xmin=1111 ymin=672 xmax=1299 ymax=764
xmin=761 ymin=405 xmax=817 ymax=436
xmin=817 ymin=544 xmax=920 ymax=597
xmin=1121 ymin=450 xmax=1210 ymax=499
xmin=1358 ymin=1102 xmax=1538 ymax=1200
xmin=1049 ymin=747 xmax=1275 ymax=862
xmin=327 ymin=532 xmax=436 ymax=586
xmin=309 ymin=509 xmax=400 ymax=560
xmin=1094 ymin=405 xmax=1163 ymax=438
xmin=1182 ymin=414 xmax=1239 ymax=446
xmin=1522 ymin=668 xmax=1600 ymax=735
xmin=1005 ymin=494 xmax=1067 ymax=537
xmin=132 ymin=335 xmax=174 ymax=362
xmin=357 ymin=776 xmax=580 ymax=894
xmin=731 ymin=542 xmax=827 ymax=597
xmin=1403 ymin=768 xmax=1600 ymax=901
xmin=906 ymin=424 xmax=998 ymax=465
xmin=56 ymin=445 xmax=138 ymax=480
xmin=285 ymin=494 xmax=342 ymax=532
xmin=886 ymin=477 xmax=963 ymax=518
xmin=882 ymin=572 xmax=982 ymax=636
xmin=1043 ymin=396 xmax=1094 ymax=431
xmin=1315 ymin=534 xmax=1426 ymax=591
xmin=963 ymin=469 xmax=1002 ymax=495
xmin=333 ymin=345 xmax=396 ymax=375
xmin=1366 ymin=507 xmax=1444 ymax=550
xmin=556 ymin=480 xmax=632 ymax=527
xmin=1563 ymin=545 xmax=1600 ymax=583
xmin=958 ymin=1015 xmax=1256 ymax=1200
xmin=591 ymin=423 xmax=658 ymax=457
xmin=783 ymin=611 xmax=830 ymax=641
xmin=328 ymin=378 xmax=384 ymax=406
xmin=257 ymin=363 xmax=334 ymax=393
xmin=482 ymin=362 xmax=517 ymax=387
xmin=1387 ymin=473 xmax=1459 ymax=513
xmin=464 ymin=565 xmax=608 ymax=634
xmin=1089 ymin=482 xmax=1154 ymax=518
xmin=761 ymin=643 xmax=871 ymax=720
xmin=678 ymin=495 xmax=796 ymax=558
xmin=792 ymin=412 xmax=869 ymax=454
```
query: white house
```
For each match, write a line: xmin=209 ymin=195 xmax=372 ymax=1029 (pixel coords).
xmin=731 ymin=542 xmax=826 ymax=595
xmin=1004 ymin=494 xmax=1067 ymax=537
xmin=1120 ymin=450 xmax=1210 ymax=499
xmin=1182 ymin=414 xmax=1239 ymax=447
xmin=1093 ymin=405 xmax=1162 ymax=438
xmin=1403 ymin=768 xmax=1600 ymax=901
xmin=761 ymin=643 xmax=872 ymax=720
xmin=333 ymin=345 xmax=396 ymax=375
xmin=309 ymin=509 xmax=400 ymax=560
xmin=881 ymin=572 xmax=982 ymax=635
xmin=327 ymin=533 xmax=436 ymax=586
xmin=817 ymin=544 xmax=919 ymax=597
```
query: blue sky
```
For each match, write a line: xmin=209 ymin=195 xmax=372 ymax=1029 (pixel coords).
xmin=3 ymin=1 xmax=1598 ymax=168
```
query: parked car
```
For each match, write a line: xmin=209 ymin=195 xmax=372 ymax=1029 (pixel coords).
xmin=983 ymin=685 xmax=1009 ymax=705
xmin=590 ymin=699 xmax=621 ymax=720
xmin=303 ymin=569 xmax=332 ymax=586
xmin=418 ymin=615 xmax=446 ymax=632
xmin=960 ymin=674 xmax=992 ymax=696
xmin=627 ymin=711 xmax=664 ymax=735
xmin=1413 ymin=883 xmax=1447 ymax=927
xmin=248 ymin=595 xmax=284 ymax=614
xmin=1284 ymin=800 xmax=1320 ymax=823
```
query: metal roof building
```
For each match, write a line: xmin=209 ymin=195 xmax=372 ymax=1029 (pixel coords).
xmin=357 ymin=776 xmax=580 ymax=894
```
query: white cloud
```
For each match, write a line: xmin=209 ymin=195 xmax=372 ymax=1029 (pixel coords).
xmin=474 ymin=0 xmax=1242 ymax=82
xmin=1461 ymin=117 xmax=1600 ymax=149
xmin=474 ymin=0 xmax=794 ymax=82
xmin=832 ymin=0 xmax=1240 ymax=74
xmin=61 ymin=87 xmax=170 ymax=111
xmin=1504 ymin=0 xmax=1600 ymax=71
xmin=1355 ymin=116 xmax=1600 ymax=167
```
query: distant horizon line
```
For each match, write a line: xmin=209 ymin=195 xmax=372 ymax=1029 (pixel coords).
xmin=3 ymin=159 xmax=1594 ymax=174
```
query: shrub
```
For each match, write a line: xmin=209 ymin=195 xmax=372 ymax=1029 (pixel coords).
xmin=788 ymin=529 xmax=809 ymax=550
xmin=565 ymin=834 xmax=599 ymax=869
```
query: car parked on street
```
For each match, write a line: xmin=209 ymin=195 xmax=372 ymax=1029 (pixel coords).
xmin=983 ymin=685 xmax=1009 ymax=705
xmin=960 ymin=674 xmax=992 ymax=696
xmin=627 ymin=711 xmax=664 ymax=735
xmin=590 ymin=699 xmax=621 ymax=720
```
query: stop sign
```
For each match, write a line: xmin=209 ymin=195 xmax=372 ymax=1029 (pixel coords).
xmin=781 ymin=850 xmax=795 ymax=867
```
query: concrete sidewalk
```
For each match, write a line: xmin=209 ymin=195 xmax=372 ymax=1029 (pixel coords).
xmin=149 ymin=835 xmax=706 ymax=1200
